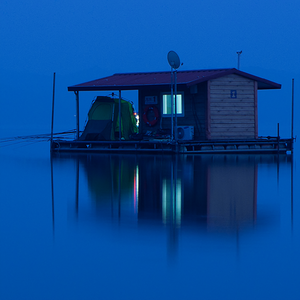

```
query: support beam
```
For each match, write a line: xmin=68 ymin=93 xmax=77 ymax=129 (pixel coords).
xmin=119 ymin=90 xmax=122 ymax=141
xmin=75 ymin=91 xmax=80 ymax=140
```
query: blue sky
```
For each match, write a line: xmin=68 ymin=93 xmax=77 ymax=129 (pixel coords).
xmin=1 ymin=0 xmax=299 ymax=137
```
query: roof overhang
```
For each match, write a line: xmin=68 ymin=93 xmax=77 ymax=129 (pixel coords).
xmin=68 ymin=68 xmax=281 ymax=92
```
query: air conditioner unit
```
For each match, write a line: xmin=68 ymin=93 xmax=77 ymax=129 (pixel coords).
xmin=177 ymin=126 xmax=194 ymax=140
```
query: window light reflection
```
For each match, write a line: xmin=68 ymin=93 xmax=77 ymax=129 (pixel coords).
xmin=162 ymin=179 xmax=182 ymax=226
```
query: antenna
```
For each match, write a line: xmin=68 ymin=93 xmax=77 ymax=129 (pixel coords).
xmin=167 ymin=51 xmax=181 ymax=69
xmin=237 ymin=51 xmax=242 ymax=69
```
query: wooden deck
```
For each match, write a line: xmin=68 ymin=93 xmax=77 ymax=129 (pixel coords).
xmin=51 ymin=137 xmax=293 ymax=154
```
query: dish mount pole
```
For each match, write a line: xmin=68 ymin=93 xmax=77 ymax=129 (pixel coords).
xmin=174 ymin=69 xmax=178 ymax=140
xmin=170 ymin=67 xmax=174 ymax=140
xmin=167 ymin=51 xmax=181 ymax=142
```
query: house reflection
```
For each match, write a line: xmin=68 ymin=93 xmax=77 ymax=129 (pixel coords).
xmin=51 ymin=151 xmax=294 ymax=260
xmin=137 ymin=155 xmax=258 ymax=231
xmin=67 ymin=154 xmax=285 ymax=232
xmin=206 ymin=156 xmax=257 ymax=230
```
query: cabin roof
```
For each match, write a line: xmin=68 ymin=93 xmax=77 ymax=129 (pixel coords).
xmin=68 ymin=68 xmax=281 ymax=92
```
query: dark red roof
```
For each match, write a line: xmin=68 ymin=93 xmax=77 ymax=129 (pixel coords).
xmin=68 ymin=68 xmax=281 ymax=91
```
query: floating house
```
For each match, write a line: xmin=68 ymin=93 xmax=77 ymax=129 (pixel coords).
xmin=51 ymin=68 xmax=293 ymax=154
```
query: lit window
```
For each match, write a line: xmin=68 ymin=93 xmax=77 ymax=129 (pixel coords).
xmin=162 ymin=93 xmax=184 ymax=116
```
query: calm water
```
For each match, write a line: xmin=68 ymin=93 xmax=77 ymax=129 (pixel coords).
xmin=0 ymin=143 xmax=299 ymax=300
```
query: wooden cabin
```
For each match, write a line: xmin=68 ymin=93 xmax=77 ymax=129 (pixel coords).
xmin=68 ymin=68 xmax=281 ymax=141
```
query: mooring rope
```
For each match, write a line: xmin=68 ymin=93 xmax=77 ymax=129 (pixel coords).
xmin=0 ymin=130 xmax=77 ymax=147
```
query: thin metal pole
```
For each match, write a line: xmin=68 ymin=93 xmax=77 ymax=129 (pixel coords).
xmin=174 ymin=69 xmax=178 ymax=141
xmin=75 ymin=91 xmax=80 ymax=140
xmin=50 ymin=72 xmax=56 ymax=150
xmin=119 ymin=90 xmax=122 ymax=141
xmin=170 ymin=68 xmax=174 ymax=140
xmin=237 ymin=51 xmax=242 ymax=70
xmin=291 ymin=78 xmax=295 ymax=153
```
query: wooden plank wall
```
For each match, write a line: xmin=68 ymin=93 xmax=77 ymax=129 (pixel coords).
xmin=184 ymin=83 xmax=207 ymax=139
xmin=209 ymin=74 xmax=256 ymax=139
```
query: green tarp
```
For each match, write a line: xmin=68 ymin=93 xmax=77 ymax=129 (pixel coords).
xmin=79 ymin=96 xmax=137 ymax=141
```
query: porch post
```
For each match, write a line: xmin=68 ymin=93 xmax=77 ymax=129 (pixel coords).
xmin=75 ymin=91 xmax=80 ymax=140
xmin=119 ymin=90 xmax=122 ymax=141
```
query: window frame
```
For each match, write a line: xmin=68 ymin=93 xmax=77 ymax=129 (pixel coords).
xmin=161 ymin=92 xmax=185 ymax=117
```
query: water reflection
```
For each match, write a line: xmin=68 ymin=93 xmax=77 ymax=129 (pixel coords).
xmin=0 ymin=146 xmax=297 ymax=299
xmin=52 ymin=153 xmax=293 ymax=233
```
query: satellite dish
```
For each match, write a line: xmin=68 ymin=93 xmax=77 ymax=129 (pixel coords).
xmin=167 ymin=51 xmax=180 ymax=69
